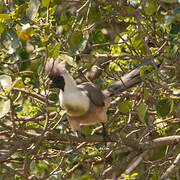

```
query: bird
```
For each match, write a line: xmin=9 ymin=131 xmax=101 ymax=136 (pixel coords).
xmin=45 ymin=58 xmax=156 ymax=137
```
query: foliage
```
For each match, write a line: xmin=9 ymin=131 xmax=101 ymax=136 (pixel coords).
xmin=0 ymin=0 xmax=180 ymax=179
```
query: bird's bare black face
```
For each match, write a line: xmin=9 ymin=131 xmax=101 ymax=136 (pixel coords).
xmin=49 ymin=75 xmax=65 ymax=91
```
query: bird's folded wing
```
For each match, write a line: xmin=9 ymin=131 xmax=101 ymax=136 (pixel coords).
xmin=77 ymin=82 xmax=105 ymax=107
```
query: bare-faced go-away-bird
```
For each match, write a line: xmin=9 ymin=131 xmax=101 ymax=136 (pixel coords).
xmin=45 ymin=58 xmax=156 ymax=137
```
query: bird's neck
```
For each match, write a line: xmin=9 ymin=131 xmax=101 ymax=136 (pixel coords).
xmin=59 ymin=73 xmax=90 ymax=116
xmin=63 ymin=73 xmax=78 ymax=92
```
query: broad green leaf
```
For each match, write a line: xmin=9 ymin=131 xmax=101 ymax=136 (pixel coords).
xmin=15 ymin=3 xmax=28 ymax=17
xmin=132 ymin=34 xmax=146 ymax=53
xmin=136 ymin=103 xmax=148 ymax=123
xmin=160 ymin=0 xmax=178 ymax=3
xmin=166 ymin=7 xmax=180 ymax=28
xmin=1 ymin=29 xmax=21 ymax=54
xmin=0 ymin=99 xmax=10 ymax=118
xmin=118 ymin=100 xmax=132 ymax=113
xmin=41 ymin=0 xmax=50 ymax=7
xmin=174 ymin=7 xmax=180 ymax=17
xmin=0 ymin=75 xmax=12 ymax=88
xmin=19 ymin=24 xmax=34 ymax=40
xmin=156 ymin=99 xmax=174 ymax=117
xmin=47 ymin=107 xmax=58 ymax=111
xmin=70 ymin=32 xmax=88 ymax=54
xmin=68 ymin=153 xmax=79 ymax=162
xmin=76 ymin=38 xmax=88 ymax=53
xmin=52 ymin=42 xmax=61 ymax=59
xmin=71 ymin=32 xmax=82 ymax=45
xmin=80 ymin=174 xmax=91 ymax=180
xmin=30 ymin=160 xmax=36 ymax=172
xmin=0 ymin=14 xmax=10 ymax=20
xmin=126 ymin=6 xmax=136 ymax=14
xmin=88 ymin=5 xmax=101 ymax=23
xmin=131 ymin=173 xmax=138 ymax=177
xmin=60 ymin=12 xmax=68 ymax=24
xmin=59 ymin=54 xmax=76 ymax=67
xmin=172 ymin=88 xmax=180 ymax=96
xmin=165 ymin=15 xmax=175 ymax=27
xmin=140 ymin=65 xmax=153 ymax=80
xmin=0 ymin=75 xmax=11 ymax=118
xmin=0 ymin=22 xmax=7 ymax=34
xmin=144 ymin=0 xmax=158 ymax=15
xmin=154 ymin=118 xmax=168 ymax=135
xmin=81 ymin=125 xmax=93 ymax=135
xmin=26 ymin=0 xmax=40 ymax=20
xmin=154 ymin=118 xmax=167 ymax=128
xmin=140 ymin=67 xmax=145 ymax=80
xmin=144 ymin=88 xmax=150 ymax=101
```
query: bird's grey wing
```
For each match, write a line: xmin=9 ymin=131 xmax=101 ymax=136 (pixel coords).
xmin=77 ymin=82 xmax=105 ymax=106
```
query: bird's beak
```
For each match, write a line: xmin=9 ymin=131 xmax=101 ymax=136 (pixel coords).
xmin=49 ymin=80 xmax=55 ymax=89
xmin=103 ymin=89 xmax=114 ymax=97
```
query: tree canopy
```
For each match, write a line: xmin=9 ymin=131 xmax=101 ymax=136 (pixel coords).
xmin=0 ymin=0 xmax=180 ymax=179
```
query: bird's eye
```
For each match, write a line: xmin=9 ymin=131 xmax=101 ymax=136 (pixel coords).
xmin=49 ymin=75 xmax=53 ymax=80
xmin=114 ymin=86 xmax=119 ymax=91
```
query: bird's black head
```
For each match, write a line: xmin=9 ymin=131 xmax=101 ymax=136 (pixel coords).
xmin=49 ymin=75 xmax=65 ymax=91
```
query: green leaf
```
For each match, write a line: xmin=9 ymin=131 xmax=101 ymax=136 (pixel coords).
xmin=15 ymin=3 xmax=28 ymax=17
xmin=0 ymin=22 xmax=7 ymax=34
xmin=154 ymin=118 xmax=168 ymax=135
xmin=160 ymin=0 xmax=178 ymax=3
xmin=170 ymin=24 xmax=180 ymax=34
xmin=47 ymin=107 xmax=58 ymax=111
xmin=1 ymin=29 xmax=21 ymax=54
xmin=140 ymin=67 xmax=145 ymax=80
xmin=76 ymin=38 xmax=88 ymax=53
xmin=174 ymin=7 xmax=180 ymax=16
xmin=0 ymin=75 xmax=11 ymax=118
xmin=144 ymin=88 xmax=150 ymax=101
xmin=26 ymin=0 xmax=40 ymax=20
xmin=71 ymin=32 xmax=82 ymax=45
xmin=59 ymin=54 xmax=76 ymax=67
xmin=81 ymin=125 xmax=93 ymax=135
xmin=140 ymin=65 xmax=153 ymax=80
xmin=136 ymin=103 xmax=148 ymax=123
xmin=80 ymin=174 xmax=91 ymax=180
xmin=0 ymin=14 xmax=10 ymax=20
xmin=118 ymin=100 xmax=132 ymax=113
xmin=165 ymin=15 xmax=175 ymax=27
xmin=0 ymin=75 xmax=12 ymax=89
xmin=19 ymin=27 xmax=35 ymax=41
xmin=156 ymin=99 xmax=174 ymax=117
xmin=30 ymin=160 xmax=36 ymax=172
xmin=131 ymin=173 xmax=138 ymax=177
xmin=132 ymin=34 xmax=146 ymax=53
xmin=154 ymin=118 xmax=167 ymax=128
xmin=166 ymin=7 xmax=180 ymax=28
xmin=172 ymin=88 xmax=180 ymax=96
xmin=144 ymin=0 xmax=158 ymax=16
xmin=0 ymin=99 xmax=10 ymax=118
xmin=52 ymin=42 xmax=61 ymax=59
xmin=41 ymin=0 xmax=50 ymax=7
xmin=68 ymin=153 xmax=79 ymax=162
xmin=70 ymin=32 xmax=89 ymax=54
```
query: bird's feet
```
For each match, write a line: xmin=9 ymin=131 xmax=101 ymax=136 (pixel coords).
xmin=102 ymin=123 xmax=109 ymax=145
xmin=75 ymin=131 xmax=86 ymax=138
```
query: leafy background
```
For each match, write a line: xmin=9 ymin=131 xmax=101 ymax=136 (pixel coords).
xmin=0 ymin=0 xmax=180 ymax=179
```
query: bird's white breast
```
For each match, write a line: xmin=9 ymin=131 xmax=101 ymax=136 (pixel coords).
xmin=59 ymin=89 xmax=90 ymax=116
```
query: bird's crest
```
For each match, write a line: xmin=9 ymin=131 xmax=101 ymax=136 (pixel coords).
xmin=45 ymin=58 xmax=67 ymax=77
